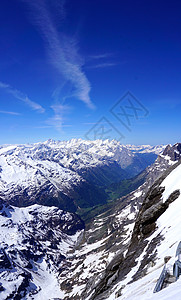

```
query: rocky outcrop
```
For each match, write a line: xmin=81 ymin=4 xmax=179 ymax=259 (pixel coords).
xmin=162 ymin=143 xmax=181 ymax=161
xmin=134 ymin=187 xmax=180 ymax=237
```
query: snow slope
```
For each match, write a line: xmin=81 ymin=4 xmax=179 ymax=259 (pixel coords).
xmin=106 ymin=160 xmax=181 ymax=300
xmin=0 ymin=200 xmax=84 ymax=299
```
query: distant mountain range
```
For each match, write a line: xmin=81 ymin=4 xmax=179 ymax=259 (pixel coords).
xmin=0 ymin=139 xmax=165 ymax=212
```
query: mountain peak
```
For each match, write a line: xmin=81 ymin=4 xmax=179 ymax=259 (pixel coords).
xmin=162 ymin=143 xmax=181 ymax=161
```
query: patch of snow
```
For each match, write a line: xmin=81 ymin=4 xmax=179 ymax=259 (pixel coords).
xmin=134 ymin=191 xmax=143 ymax=198
xmin=161 ymin=164 xmax=181 ymax=203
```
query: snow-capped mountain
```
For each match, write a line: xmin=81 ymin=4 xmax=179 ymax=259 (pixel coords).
xmin=0 ymin=199 xmax=84 ymax=299
xmin=0 ymin=139 xmax=163 ymax=212
xmin=126 ymin=144 xmax=166 ymax=154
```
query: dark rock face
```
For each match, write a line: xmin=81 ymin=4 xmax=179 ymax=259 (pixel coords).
xmin=0 ymin=249 xmax=12 ymax=269
xmin=134 ymin=188 xmax=180 ymax=237
xmin=163 ymin=143 xmax=181 ymax=161
xmin=92 ymin=253 xmax=125 ymax=299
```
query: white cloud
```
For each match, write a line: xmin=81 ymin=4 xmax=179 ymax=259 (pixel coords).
xmin=0 ymin=81 xmax=45 ymax=113
xmin=23 ymin=0 xmax=95 ymax=109
xmin=0 ymin=110 xmax=21 ymax=116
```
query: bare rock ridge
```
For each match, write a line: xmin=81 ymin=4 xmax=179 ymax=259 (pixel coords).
xmin=162 ymin=143 xmax=181 ymax=161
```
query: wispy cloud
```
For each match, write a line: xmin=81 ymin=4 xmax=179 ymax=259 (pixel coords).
xmin=47 ymin=103 xmax=72 ymax=131
xmin=0 ymin=110 xmax=21 ymax=116
xmin=86 ymin=52 xmax=118 ymax=69
xmin=88 ymin=62 xmax=117 ymax=69
xmin=0 ymin=81 xmax=45 ymax=113
xmin=88 ymin=53 xmax=114 ymax=60
xmin=22 ymin=0 xmax=95 ymax=110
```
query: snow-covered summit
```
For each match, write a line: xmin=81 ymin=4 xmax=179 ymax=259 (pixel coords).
xmin=126 ymin=144 xmax=166 ymax=154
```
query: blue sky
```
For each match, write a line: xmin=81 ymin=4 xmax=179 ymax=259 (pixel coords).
xmin=0 ymin=0 xmax=181 ymax=145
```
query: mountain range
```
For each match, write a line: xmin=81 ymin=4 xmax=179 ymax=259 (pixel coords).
xmin=0 ymin=140 xmax=181 ymax=299
xmin=0 ymin=139 xmax=165 ymax=212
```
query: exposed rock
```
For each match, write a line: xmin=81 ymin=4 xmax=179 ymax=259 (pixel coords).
xmin=163 ymin=143 xmax=181 ymax=161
